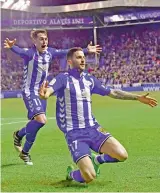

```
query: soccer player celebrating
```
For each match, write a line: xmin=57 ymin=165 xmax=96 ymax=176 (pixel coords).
xmin=4 ymin=29 xmax=102 ymax=165
xmin=39 ymin=48 xmax=157 ymax=183
xmin=39 ymin=47 xmax=157 ymax=184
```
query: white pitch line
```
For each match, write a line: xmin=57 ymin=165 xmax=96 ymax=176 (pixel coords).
xmin=1 ymin=120 xmax=28 ymax=125
xmin=1 ymin=117 xmax=56 ymax=126
xmin=1 ymin=118 xmax=26 ymax=120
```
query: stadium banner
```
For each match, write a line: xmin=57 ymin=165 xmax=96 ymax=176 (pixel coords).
xmin=0 ymin=90 xmax=22 ymax=99
xmin=1 ymin=17 xmax=93 ymax=27
xmin=1 ymin=84 xmax=160 ymax=99
xmin=104 ymin=10 xmax=160 ymax=23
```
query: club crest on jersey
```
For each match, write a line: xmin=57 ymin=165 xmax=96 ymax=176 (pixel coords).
xmin=36 ymin=107 xmax=41 ymax=111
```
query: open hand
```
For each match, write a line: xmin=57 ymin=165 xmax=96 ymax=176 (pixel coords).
xmin=138 ymin=93 xmax=158 ymax=107
xmin=39 ymin=81 xmax=49 ymax=99
xmin=87 ymin=41 xmax=102 ymax=54
xmin=4 ymin=38 xmax=16 ymax=49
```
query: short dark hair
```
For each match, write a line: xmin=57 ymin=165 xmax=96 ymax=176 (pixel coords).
xmin=30 ymin=29 xmax=47 ymax=39
xmin=67 ymin=47 xmax=83 ymax=59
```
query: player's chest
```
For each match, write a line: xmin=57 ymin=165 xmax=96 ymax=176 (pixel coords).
xmin=66 ymin=77 xmax=92 ymax=101
xmin=33 ymin=54 xmax=52 ymax=71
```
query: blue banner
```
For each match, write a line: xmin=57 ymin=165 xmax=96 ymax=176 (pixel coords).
xmin=1 ymin=17 xmax=93 ymax=28
xmin=104 ymin=10 xmax=160 ymax=23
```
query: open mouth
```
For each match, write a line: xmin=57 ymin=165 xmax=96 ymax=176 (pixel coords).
xmin=41 ymin=45 xmax=46 ymax=49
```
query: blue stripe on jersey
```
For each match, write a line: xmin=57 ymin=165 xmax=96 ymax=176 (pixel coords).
xmin=79 ymin=77 xmax=89 ymax=128
xmin=56 ymin=91 xmax=67 ymax=133
xmin=68 ymin=76 xmax=79 ymax=128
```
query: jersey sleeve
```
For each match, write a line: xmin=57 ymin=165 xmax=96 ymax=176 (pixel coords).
xmin=49 ymin=47 xmax=88 ymax=57
xmin=90 ymin=75 xmax=111 ymax=96
xmin=10 ymin=45 xmax=30 ymax=59
xmin=48 ymin=73 xmax=66 ymax=94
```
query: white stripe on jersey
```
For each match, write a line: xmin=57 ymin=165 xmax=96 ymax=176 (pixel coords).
xmin=82 ymin=77 xmax=94 ymax=126
xmin=72 ymin=77 xmax=85 ymax=128
xmin=64 ymin=78 xmax=73 ymax=132
xmin=24 ymin=57 xmax=34 ymax=96
xmin=34 ymin=55 xmax=43 ymax=94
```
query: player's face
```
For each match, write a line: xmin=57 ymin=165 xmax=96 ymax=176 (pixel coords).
xmin=69 ymin=51 xmax=86 ymax=71
xmin=33 ymin=33 xmax=48 ymax=53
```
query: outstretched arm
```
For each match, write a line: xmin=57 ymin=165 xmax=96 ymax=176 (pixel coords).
xmin=4 ymin=38 xmax=29 ymax=58
xmin=50 ymin=41 xmax=102 ymax=57
xmin=109 ymin=89 xmax=139 ymax=100
xmin=90 ymin=75 xmax=158 ymax=108
xmin=109 ymin=89 xmax=158 ymax=107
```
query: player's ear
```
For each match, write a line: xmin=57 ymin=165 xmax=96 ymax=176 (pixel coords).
xmin=67 ymin=59 xmax=72 ymax=67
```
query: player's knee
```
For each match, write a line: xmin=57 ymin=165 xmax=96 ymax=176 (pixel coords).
xmin=82 ymin=170 xmax=96 ymax=183
xmin=118 ymin=150 xmax=128 ymax=162
xmin=41 ymin=117 xmax=47 ymax=124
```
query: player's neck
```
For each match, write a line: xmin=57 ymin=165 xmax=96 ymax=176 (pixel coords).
xmin=35 ymin=47 xmax=48 ymax=54
xmin=68 ymin=67 xmax=85 ymax=79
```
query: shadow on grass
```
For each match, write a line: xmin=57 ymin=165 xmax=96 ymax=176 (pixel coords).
xmin=43 ymin=179 xmax=87 ymax=188
xmin=1 ymin=163 xmax=23 ymax=168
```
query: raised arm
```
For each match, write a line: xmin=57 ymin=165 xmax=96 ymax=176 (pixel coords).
xmin=4 ymin=38 xmax=29 ymax=58
xmin=50 ymin=41 xmax=102 ymax=57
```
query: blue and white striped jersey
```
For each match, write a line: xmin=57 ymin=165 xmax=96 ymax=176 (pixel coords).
xmin=11 ymin=46 xmax=87 ymax=96
xmin=49 ymin=68 xmax=111 ymax=133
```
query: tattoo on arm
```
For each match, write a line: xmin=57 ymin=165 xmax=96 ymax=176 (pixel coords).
xmin=109 ymin=89 xmax=139 ymax=100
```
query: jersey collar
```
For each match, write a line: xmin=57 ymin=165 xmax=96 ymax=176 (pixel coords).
xmin=35 ymin=47 xmax=49 ymax=55
xmin=68 ymin=68 xmax=85 ymax=79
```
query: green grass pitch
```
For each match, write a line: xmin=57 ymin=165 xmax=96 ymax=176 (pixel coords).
xmin=1 ymin=92 xmax=160 ymax=192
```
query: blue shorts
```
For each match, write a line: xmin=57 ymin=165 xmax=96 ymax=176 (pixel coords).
xmin=65 ymin=125 xmax=111 ymax=163
xmin=23 ymin=93 xmax=47 ymax=120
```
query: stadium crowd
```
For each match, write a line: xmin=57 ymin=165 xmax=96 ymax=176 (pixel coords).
xmin=1 ymin=24 xmax=160 ymax=91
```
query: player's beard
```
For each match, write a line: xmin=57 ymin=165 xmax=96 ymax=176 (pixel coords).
xmin=79 ymin=63 xmax=85 ymax=71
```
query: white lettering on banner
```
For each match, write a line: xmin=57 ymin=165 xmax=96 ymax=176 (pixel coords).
xmin=11 ymin=18 xmax=91 ymax=26
xmin=13 ymin=20 xmax=17 ymax=25
xmin=132 ymin=83 xmax=141 ymax=87
xmin=143 ymin=87 xmax=160 ymax=91
xmin=49 ymin=18 xmax=71 ymax=25
xmin=113 ymin=84 xmax=122 ymax=89
xmin=13 ymin=19 xmax=48 ymax=26
xmin=72 ymin=18 xmax=84 ymax=24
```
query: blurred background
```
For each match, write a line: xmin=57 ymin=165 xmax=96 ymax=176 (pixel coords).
xmin=1 ymin=0 xmax=160 ymax=96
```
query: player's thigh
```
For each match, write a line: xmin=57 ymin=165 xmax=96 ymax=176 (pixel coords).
xmin=34 ymin=113 xmax=47 ymax=124
xmin=100 ymin=136 xmax=128 ymax=161
xmin=23 ymin=94 xmax=47 ymax=121
xmin=90 ymin=126 xmax=111 ymax=153
xmin=67 ymin=138 xmax=91 ymax=164
xmin=77 ymin=156 xmax=96 ymax=183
